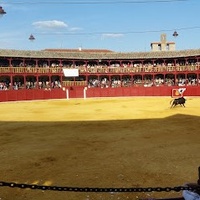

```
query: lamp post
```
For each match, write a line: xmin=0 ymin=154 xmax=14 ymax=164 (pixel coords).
xmin=173 ymin=31 xmax=178 ymax=38
xmin=0 ymin=6 xmax=6 ymax=15
xmin=29 ymin=34 xmax=35 ymax=41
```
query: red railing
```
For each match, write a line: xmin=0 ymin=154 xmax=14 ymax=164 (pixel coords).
xmin=0 ymin=65 xmax=199 ymax=75
xmin=0 ymin=86 xmax=200 ymax=102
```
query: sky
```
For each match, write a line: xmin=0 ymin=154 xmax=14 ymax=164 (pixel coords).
xmin=0 ymin=0 xmax=200 ymax=52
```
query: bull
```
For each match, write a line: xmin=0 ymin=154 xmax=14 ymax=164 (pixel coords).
xmin=170 ymin=97 xmax=186 ymax=108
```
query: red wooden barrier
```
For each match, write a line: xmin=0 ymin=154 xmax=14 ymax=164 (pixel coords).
xmin=0 ymin=86 xmax=200 ymax=102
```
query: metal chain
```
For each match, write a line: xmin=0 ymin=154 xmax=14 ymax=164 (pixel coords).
xmin=1 ymin=181 xmax=200 ymax=193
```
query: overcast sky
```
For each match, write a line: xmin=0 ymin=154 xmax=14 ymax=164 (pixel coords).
xmin=0 ymin=0 xmax=200 ymax=52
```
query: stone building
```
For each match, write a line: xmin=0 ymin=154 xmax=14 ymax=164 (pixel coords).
xmin=151 ymin=33 xmax=175 ymax=51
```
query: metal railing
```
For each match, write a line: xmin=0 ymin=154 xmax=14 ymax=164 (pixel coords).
xmin=62 ymin=81 xmax=87 ymax=87
xmin=0 ymin=65 xmax=199 ymax=75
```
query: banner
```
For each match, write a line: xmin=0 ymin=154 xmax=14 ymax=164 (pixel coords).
xmin=63 ymin=68 xmax=79 ymax=77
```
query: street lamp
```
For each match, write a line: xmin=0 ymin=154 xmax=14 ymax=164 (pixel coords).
xmin=173 ymin=31 xmax=178 ymax=38
xmin=0 ymin=6 xmax=6 ymax=15
xmin=29 ymin=34 xmax=35 ymax=41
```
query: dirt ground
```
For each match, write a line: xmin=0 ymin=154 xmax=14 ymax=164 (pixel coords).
xmin=0 ymin=97 xmax=200 ymax=200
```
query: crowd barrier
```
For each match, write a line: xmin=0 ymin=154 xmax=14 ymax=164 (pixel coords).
xmin=0 ymin=89 xmax=66 ymax=102
xmin=0 ymin=86 xmax=200 ymax=102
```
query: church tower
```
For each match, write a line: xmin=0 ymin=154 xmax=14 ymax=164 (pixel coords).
xmin=151 ymin=33 xmax=176 ymax=51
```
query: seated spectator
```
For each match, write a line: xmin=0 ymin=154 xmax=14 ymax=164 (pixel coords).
xmin=182 ymin=183 xmax=200 ymax=200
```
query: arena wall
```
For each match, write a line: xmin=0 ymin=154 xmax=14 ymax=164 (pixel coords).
xmin=0 ymin=86 xmax=199 ymax=102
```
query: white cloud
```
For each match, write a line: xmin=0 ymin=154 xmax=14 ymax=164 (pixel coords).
xmin=32 ymin=20 xmax=68 ymax=30
xmin=101 ymin=33 xmax=124 ymax=39
xmin=69 ymin=27 xmax=83 ymax=32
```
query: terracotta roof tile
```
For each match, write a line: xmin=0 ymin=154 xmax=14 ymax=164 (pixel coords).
xmin=43 ymin=48 xmax=113 ymax=53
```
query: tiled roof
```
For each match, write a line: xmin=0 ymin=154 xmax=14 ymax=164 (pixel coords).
xmin=44 ymin=48 xmax=113 ymax=53
xmin=0 ymin=48 xmax=200 ymax=59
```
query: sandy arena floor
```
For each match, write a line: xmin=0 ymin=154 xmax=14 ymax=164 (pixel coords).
xmin=0 ymin=97 xmax=200 ymax=200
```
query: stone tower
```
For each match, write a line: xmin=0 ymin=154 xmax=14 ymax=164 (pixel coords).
xmin=150 ymin=33 xmax=176 ymax=51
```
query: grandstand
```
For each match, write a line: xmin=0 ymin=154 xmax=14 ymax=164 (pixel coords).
xmin=0 ymin=35 xmax=200 ymax=101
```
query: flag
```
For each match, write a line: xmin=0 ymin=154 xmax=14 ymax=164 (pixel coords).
xmin=172 ymin=88 xmax=186 ymax=97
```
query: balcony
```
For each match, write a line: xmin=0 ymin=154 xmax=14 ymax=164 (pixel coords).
xmin=0 ymin=65 xmax=199 ymax=75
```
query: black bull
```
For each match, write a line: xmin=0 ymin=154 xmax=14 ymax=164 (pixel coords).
xmin=170 ymin=97 xmax=186 ymax=108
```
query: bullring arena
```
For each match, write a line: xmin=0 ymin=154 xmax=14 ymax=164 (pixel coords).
xmin=0 ymin=32 xmax=200 ymax=200
xmin=0 ymin=96 xmax=200 ymax=200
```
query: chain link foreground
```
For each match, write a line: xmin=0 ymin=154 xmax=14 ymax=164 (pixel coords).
xmin=1 ymin=181 xmax=200 ymax=193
